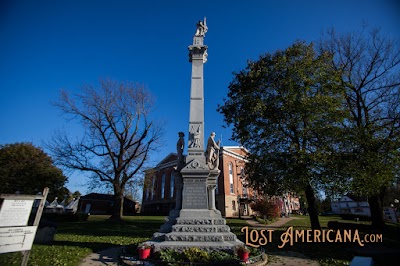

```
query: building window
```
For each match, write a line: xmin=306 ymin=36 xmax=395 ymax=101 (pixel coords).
xmin=354 ymin=208 xmax=363 ymax=213
xmin=253 ymin=190 xmax=257 ymax=200
xmin=161 ymin=173 xmax=166 ymax=199
xmin=170 ymin=173 xmax=174 ymax=198
xmin=232 ymin=200 xmax=236 ymax=211
xmin=151 ymin=176 xmax=156 ymax=200
xmin=242 ymin=185 xmax=248 ymax=197
xmin=229 ymin=163 xmax=234 ymax=194
xmin=239 ymin=166 xmax=244 ymax=178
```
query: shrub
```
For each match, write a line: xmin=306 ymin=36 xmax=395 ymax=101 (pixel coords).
xmin=235 ymin=245 xmax=250 ymax=253
xmin=137 ymin=242 xmax=152 ymax=250
xmin=208 ymin=251 xmax=237 ymax=262
xmin=183 ymin=248 xmax=210 ymax=262
xmin=156 ymin=248 xmax=241 ymax=265
xmin=156 ymin=248 xmax=184 ymax=264
xmin=250 ymin=199 xmax=280 ymax=219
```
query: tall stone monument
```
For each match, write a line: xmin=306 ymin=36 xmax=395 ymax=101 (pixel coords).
xmin=151 ymin=18 xmax=243 ymax=252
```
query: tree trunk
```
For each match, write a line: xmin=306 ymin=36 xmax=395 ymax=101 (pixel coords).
xmin=110 ymin=186 xmax=124 ymax=221
xmin=305 ymin=184 xmax=321 ymax=230
xmin=368 ymin=187 xmax=386 ymax=230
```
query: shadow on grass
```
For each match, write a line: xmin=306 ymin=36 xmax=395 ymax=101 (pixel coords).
xmin=56 ymin=216 xmax=165 ymax=238
xmin=44 ymin=240 xmax=121 ymax=252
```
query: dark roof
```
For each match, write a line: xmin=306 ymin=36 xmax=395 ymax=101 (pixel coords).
xmin=80 ymin=193 xmax=135 ymax=203
xmin=345 ymin=193 xmax=368 ymax=202
xmin=156 ymin=153 xmax=179 ymax=167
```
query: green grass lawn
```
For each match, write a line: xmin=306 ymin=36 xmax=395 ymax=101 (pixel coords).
xmin=0 ymin=214 xmax=398 ymax=266
xmin=0 ymin=215 xmax=165 ymax=266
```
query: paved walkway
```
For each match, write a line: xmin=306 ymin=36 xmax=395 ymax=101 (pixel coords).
xmin=79 ymin=247 xmax=122 ymax=266
xmin=243 ymin=215 xmax=301 ymax=228
xmin=267 ymin=251 xmax=320 ymax=266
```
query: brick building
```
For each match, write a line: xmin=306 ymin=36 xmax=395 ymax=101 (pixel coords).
xmin=141 ymin=153 xmax=179 ymax=215
xmin=141 ymin=147 xmax=257 ymax=217
xmin=78 ymin=193 xmax=137 ymax=215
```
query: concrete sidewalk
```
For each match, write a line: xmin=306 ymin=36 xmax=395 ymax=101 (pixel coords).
xmin=267 ymin=251 xmax=320 ymax=266
xmin=79 ymin=247 xmax=122 ymax=266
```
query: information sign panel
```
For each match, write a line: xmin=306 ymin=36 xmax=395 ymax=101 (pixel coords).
xmin=0 ymin=226 xmax=37 ymax=254
xmin=0 ymin=200 xmax=34 ymax=227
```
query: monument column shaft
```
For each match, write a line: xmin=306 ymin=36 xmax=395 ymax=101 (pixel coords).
xmin=187 ymin=36 xmax=208 ymax=164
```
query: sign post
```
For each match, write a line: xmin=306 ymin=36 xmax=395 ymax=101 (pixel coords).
xmin=0 ymin=187 xmax=49 ymax=266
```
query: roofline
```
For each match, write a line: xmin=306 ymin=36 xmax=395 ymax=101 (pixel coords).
xmin=221 ymin=146 xmax=249 ymax=153
xmin=221 ymin=146 xmax=248 ymax=161
xmin=144 ymin=153 xmax=180 ymax=173
xmin=156 ymin=152 xmax=178 ymax=167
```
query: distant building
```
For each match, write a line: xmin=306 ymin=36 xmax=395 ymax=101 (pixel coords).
xmin=331 ymin=194 xmax=371 ymax=217
xmin=383 ymin=207 xmax=398 ymax=223
xmin=141 ymin=153 xmax=178 ymax=215
xmin=272 ymin=193 xmax=301 ymax=215
xmin=78 ymin=193 xmax=137 ymax=215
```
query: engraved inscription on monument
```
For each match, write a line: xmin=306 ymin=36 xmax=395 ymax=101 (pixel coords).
xmin=182 ymin=179 xmax=208 ymax=209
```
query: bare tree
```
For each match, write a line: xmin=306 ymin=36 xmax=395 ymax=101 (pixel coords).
xmin=319 ymin=26 xmax=400 ymax=229
xmin=47 ymin=79 xmax=163 ymax=220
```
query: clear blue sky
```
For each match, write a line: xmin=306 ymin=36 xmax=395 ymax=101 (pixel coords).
xmin=1 ymin=0 xmax=399 ymax=194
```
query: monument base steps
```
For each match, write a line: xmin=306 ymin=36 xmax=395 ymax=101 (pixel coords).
xmin=150 ymin=240 xmax=243 ymax=253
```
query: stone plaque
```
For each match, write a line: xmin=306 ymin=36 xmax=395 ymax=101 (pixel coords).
xmin=182 ymin=179 xmax=208 ymax=209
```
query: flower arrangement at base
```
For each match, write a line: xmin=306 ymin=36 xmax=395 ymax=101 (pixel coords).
xmin=137 ymin=243 xmax=153 ymax=260
xmin=235 ymin=245 xmax=250 ymax=261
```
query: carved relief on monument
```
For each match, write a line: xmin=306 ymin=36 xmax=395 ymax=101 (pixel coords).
xmin=186 ymin=160 xmax=207 ymax=170
xmin=188 ymin=46 xmax=208 ymax=63
xmin=189 ymin=124 xmax=202 ymax=149
xmin=203 ymin=50 xmax=208 ymax=63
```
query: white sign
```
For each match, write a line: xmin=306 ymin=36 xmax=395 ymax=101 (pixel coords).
xmin=0 ymin=200 xmax=34 ymax=227
xmin=0 ymin=226 xmax=37 ymax=254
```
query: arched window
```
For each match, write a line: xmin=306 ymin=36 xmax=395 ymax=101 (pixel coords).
xmin=161 ymin=173 xmax=166 ymax=199
xmin=170 ymin=173 xmax=175 ymax=198
xmin=229 ymin=163 xmax=234 ymax=194
xmin=151 ymin=176 xmax=156 ymax=200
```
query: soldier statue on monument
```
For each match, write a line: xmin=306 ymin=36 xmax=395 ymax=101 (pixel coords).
xmin=176 ymin=132 xmax=185 ymax=170
xmin=206 ymin=132 xmax=220 ymax=170
xmin=195 ymin=18 xmax=208 ymax=37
